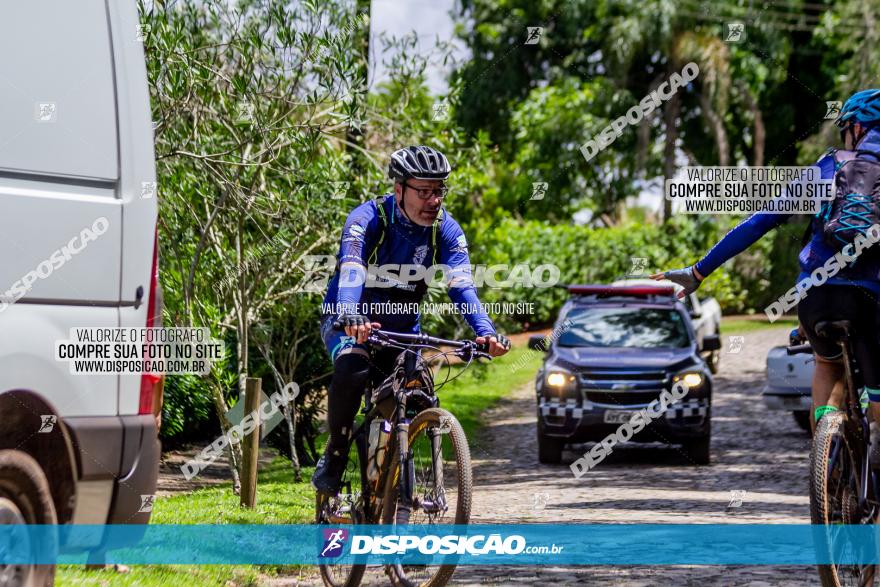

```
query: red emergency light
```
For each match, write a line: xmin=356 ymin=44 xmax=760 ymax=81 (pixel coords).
xmin=567 ymin=284 xmax=676 ymax=297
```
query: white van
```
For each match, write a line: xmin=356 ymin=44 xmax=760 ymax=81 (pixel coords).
xmin=0 ymin=0 xmax=161 ymax=582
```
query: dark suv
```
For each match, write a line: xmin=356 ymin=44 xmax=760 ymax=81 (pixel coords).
xmin=532 ymin=285 xmax=720 ymax=465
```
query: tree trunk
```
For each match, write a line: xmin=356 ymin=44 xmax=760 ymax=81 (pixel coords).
xmin=236 ymin=211 xmax=248 ymax=401
xmin=662 ymin=63 xmax=681 ymax=223
xmin=256 ymin=341 xmax=303 ymax=481
xmin=698 ymin=92 xmax=729 ymax=166
xmin=637 ymin=74 xmax=666 ymax=175
xmin=345 ymin=0 xmax=371 ymax=178
xmin=282 ymin=402 xmax=301 ymax=481
xmin=210 ymin=381 xmax=241 ymax=494
xmin=738 ymin=82 xmax=765 ymax=166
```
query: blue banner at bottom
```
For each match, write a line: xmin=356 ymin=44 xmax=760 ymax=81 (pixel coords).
xmin=4 ymin=524 xmax=880 ymax=565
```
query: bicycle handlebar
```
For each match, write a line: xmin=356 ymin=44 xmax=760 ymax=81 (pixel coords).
xmin=331 ymin=320 xmax=492 ymax=359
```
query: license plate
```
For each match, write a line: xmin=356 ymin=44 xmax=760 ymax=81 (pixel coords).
xmin=604 ymin=410 xmax=636 ymax=424
xmin=781 ymin=396 xmax=803 ymax=409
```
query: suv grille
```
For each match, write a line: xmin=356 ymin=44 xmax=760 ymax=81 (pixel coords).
xmin=578 ymin=369 xmax=668 ymax=407
xmin=585 ymin=391 xmax=662 ymax=406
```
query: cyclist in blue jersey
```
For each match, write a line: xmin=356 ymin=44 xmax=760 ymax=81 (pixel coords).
xmin=653 ymin=89 xmax=880 ymax=440
xmin=312 ymin=145 xmax=510 ymax=494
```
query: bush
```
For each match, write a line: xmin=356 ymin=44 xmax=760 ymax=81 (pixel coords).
xmin=426 ymin=214 xmax=791 ymax=335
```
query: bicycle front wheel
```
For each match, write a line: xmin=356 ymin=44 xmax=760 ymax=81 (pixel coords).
xmin=382 ymin=407 xmax=472 ymax=587
xmin=810 ymin=411 xmax=876 ymax=587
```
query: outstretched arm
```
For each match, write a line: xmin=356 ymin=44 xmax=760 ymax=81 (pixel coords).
xmin=651 ymin=212 xmax=788 ymax=297
xmin=695 ymin=213 xmax=790 ymax=277
xmin=440 ymin=225 xmax=509 ymax=356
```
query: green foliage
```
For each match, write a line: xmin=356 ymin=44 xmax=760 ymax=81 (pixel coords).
xmin=160 ymin=374 xmax=217 ymax=445
xmin=454 ymin=214 xmax=783 ymax=333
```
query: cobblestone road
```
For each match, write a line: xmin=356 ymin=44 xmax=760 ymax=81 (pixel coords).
xmin=293 ymin=325 xmax=821 ymax=586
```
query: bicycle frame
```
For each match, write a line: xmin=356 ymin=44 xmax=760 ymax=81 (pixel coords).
xmin=326 ymin=325 xmax=488 ymax=526
xmin=338 ymin=386 xmax=444 ymax=524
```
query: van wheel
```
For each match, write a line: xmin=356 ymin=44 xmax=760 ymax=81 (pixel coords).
xmin=0 ymin=450 xmax=57 ymax=586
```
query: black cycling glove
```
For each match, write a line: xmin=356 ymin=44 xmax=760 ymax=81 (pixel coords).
xmin=494 ymin=333 xmax=511 ymax=350
xmin=663 ymin=266 xmax=703 ymax=297
xmin=336 ymin=313 xmax=369 ymax=331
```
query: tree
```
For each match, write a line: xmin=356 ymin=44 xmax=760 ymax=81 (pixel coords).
xmin=143 ymin=0 xmax=363 ymax=486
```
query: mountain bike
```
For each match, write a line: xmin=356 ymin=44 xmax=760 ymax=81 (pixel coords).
xmin=317 ymin=326 xmax=491 ymax=587
xmin=797 ymin=320 xmax=879 ymax=586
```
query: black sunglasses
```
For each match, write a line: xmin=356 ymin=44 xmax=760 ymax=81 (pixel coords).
xmin=403 ymin=181 xmax=449 ymax=200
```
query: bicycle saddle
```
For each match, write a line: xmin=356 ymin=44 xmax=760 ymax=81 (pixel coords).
xmin=815 ymin=320 xmax=853 ymax=341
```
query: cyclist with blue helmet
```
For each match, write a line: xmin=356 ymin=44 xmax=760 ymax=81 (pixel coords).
xmin=653 ymin=89 xmax=880 ymax=444
xmin=311 ymin=145 xmax=510 ymax=494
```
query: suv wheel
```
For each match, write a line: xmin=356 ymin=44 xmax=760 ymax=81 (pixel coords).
xmin=682 ymin=435 xmax=711 ymax=465
xmin=0 ymin=450 xmax=57 ymax=586
xmin=793 ymin=410 xmax=813 ymax=435
xmin=537 ymin=419 xmax=564 ymax=464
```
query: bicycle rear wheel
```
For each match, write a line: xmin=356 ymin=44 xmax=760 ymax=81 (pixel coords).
xmin=317 ymin=435 xmax=368 ymax=587
xmin=810 ymin=411 xmax=876 ymax=587
xmin=382 ymin=408 xmax=472 ymax=587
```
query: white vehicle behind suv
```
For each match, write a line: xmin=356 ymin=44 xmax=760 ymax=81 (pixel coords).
xmin=0 ymin=1 xmax=161 ymax=582
xmin=613 ymin=278 xmax=723 ymax=373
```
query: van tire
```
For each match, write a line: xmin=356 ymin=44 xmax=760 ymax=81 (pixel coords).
xmin=0 ymin=450 xmax=57 ymax=586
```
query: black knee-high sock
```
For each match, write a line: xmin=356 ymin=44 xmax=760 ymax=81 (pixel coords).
xmin=325 ymin=353 xmax=371 ymax=454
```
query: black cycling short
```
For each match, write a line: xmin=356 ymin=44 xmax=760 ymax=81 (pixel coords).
xmin=797 ymin=284 xmax=880 ymax=390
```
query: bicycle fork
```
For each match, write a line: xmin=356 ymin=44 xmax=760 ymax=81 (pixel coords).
xmin=420 ymin=427 xmax=446 ymax=515
xmin=394 ymin=401 xmax=415 ymax=524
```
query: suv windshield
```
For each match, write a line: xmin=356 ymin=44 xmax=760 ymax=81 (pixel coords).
xmin=557 ymin=306 xmax=690 ymax=349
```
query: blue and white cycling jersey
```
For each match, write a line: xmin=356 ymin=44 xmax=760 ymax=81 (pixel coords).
xmin=321 ymin=194 xmax=496 ymax=337
xmin=694 ymin=128 xmax=880 ymax=295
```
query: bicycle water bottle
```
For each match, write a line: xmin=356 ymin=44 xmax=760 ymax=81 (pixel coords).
xmin=367 ymin=419 xmax=392 ymax=482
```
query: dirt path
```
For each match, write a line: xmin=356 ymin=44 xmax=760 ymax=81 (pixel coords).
xmin=447 ymin=325 xmax=816 ymax=585
xmin=290 ymin=325 xmax=818 ymax=586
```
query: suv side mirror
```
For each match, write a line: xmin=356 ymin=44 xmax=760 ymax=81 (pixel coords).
xmin=702 ymin=334 xmax=721 ymax=352
xmin=528 ymin=334 xmax=548 ymax=352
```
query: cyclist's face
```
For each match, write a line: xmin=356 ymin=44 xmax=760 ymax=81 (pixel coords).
xmin=842 ymin=122 xmax=864 ymax=150
xmin=395 ymin=179 xmax=444 ymax=226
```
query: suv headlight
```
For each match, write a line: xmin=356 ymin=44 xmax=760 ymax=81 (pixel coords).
xmin=673 ymin=371 xmax=704 ymax=389
xmin=545 ymin=368 xmax=577 ymax=394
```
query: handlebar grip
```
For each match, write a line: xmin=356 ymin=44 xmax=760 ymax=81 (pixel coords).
xmin=475 ymin=341 xmax=490 ymax=353
xmin=787 ymin=344 xmax=812 ymax=356
xmin=332 ymin=320 xmax=344 ymax=331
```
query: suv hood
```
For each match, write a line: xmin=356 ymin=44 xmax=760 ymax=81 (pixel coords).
xmin=551 ymin=345 xmax=697 ymax=371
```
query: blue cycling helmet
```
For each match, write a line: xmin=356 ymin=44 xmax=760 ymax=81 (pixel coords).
xmin=836 ymin=89 xmax=880 ymax=127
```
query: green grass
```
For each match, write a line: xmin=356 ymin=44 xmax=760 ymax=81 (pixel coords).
xmin=57 ymin=564 xmax=265 ymax=586
xmin=57 ymin=344 xmax=543 ymax=586
xmin=431 ymin=344 xmax=542 ymax=440
xmin=721 ymin=316 xmax=798 ymax=334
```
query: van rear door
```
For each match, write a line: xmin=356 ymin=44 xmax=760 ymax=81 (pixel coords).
xmin=0 ymin=0 xmax=122 ymax=416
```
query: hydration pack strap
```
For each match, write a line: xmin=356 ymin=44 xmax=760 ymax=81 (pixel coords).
xmin=368 ymin=196 xmax=443 ymax=266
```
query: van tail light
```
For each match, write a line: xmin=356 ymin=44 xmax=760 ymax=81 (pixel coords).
xmin=140 ymin=227 xmax=165 ymax=424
